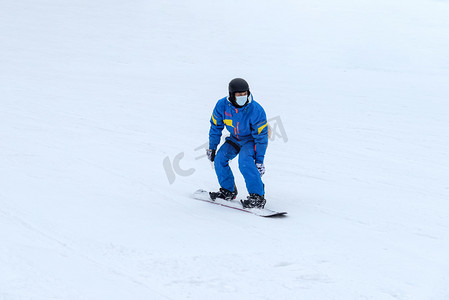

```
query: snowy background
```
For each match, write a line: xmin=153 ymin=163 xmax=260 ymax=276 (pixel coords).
xmin=1 ymin=0 xmax=449 ymax=299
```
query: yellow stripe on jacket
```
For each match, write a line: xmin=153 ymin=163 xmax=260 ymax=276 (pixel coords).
xmin=224 ymin=119 xmax=233 ymax=127
xmin=211 ymin=113 xmax=218 ymax=125
xmin=258 ymin=123 xmax=267 ymax=134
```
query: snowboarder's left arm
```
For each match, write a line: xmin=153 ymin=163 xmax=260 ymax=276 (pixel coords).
xmin=251 ymin=106 xmax=269 ymax=164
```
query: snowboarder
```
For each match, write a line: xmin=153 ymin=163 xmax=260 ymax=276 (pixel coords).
xmin=206 ymin=78 xmax=269 ymax=208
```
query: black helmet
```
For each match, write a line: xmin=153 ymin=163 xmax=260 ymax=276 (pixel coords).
xmin=228 ymin=78 xmax=250 ymax=105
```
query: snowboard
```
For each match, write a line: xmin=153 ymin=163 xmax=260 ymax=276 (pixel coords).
xmin=192 ymin=189 xmax=287 ymax=217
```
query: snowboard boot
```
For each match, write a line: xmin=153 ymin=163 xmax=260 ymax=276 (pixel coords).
xmin=241 ymin=194 xmax=266 ymax=209
xmin=209 ymin=186 xmax=238 ymax=201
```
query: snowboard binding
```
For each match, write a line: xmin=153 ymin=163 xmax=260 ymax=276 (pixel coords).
xmin=241 ymin=194 xmax=266 ymax=209
xmin=209 ymin=186 xmax=238 ymax=201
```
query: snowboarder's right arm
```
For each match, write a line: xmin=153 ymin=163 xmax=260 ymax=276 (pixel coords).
xmin=209 ymin=99 xmax=225 ymax=150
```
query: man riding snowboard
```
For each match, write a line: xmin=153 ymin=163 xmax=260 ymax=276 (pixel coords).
xmin=206 ymin=78 xmax=269 ymax=209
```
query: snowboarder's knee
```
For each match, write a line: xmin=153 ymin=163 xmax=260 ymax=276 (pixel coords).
xmin=214 ymin=150 xmax=230 ymax=166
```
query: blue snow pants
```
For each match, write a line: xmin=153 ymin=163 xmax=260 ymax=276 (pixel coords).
xmin=214 ymin=137 xmax=264 ymax=196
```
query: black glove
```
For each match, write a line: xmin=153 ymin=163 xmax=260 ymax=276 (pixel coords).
xmin=206 ymin=149 xmax=216 ymax=162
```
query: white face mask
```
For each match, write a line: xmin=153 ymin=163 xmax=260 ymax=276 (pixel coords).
xmin=235 ymin=95 xmax=248 ymax=106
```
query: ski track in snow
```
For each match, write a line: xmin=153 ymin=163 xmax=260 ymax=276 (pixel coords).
xmin=1 ymin=0 xmax=449 ymax=299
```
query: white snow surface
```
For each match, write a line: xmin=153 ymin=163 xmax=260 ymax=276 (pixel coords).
xmin=1 ymin=0 xmax=449 ymax=299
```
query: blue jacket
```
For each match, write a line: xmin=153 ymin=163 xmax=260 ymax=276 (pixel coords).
xmin=209 ymin=95 xmax=268 ymax=164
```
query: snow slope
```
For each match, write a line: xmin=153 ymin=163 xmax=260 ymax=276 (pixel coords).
xmin=1 ymin=0 xmax=449 ymax=299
